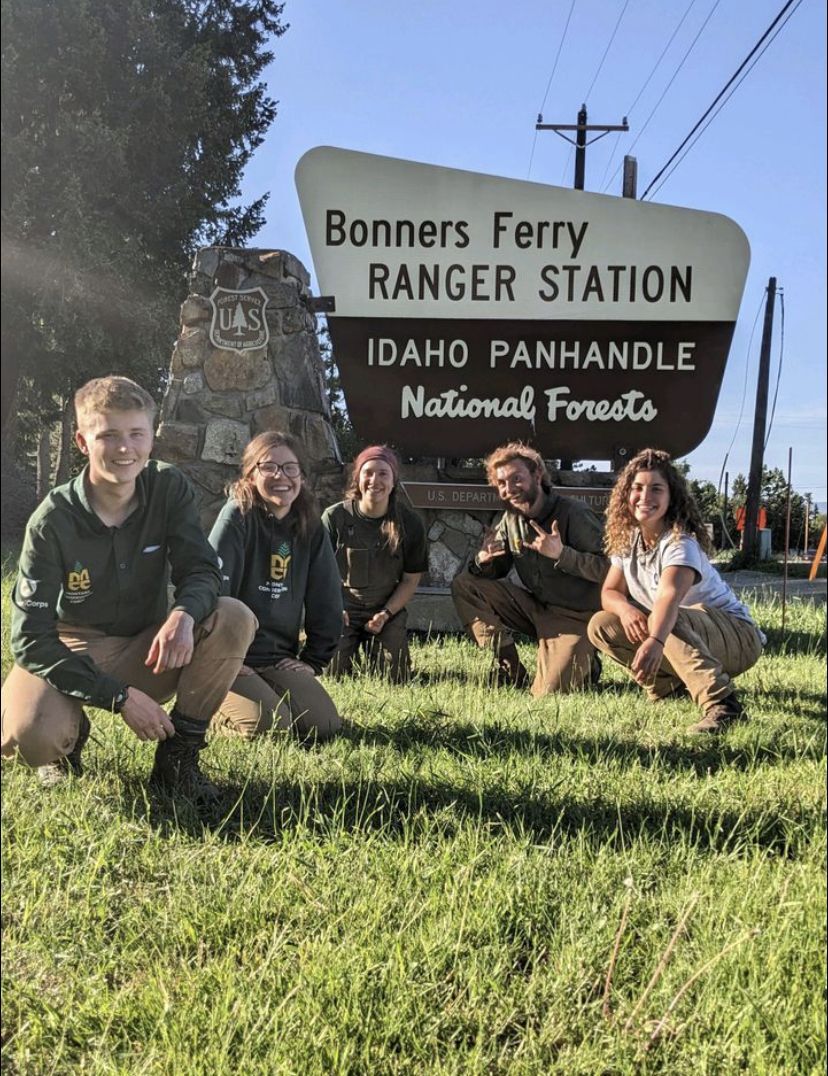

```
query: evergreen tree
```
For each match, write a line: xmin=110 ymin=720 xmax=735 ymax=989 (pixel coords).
xmin=1 ymin=0 xmax=286 ymax=451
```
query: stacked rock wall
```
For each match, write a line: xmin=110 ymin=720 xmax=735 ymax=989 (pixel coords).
xmin=156 ymin=247 xmax=343 ymax=528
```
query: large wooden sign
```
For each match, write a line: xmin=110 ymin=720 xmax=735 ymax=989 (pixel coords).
xmin=296 ymin=147 xmax=750 ymax=460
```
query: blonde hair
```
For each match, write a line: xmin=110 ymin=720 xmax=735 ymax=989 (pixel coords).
xmin=484 ymin=442 xmax=552 ymax=493
xmin=229 ymin=431 xmax=317 ymax=539
xmin=74 ymin=376 xmax=156 ymax=429
xmin=604 ymin=448 xmax=713 ymax=557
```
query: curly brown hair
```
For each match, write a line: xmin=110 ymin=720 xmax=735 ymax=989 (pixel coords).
xmin=483 ymin=442 xmax=552 ymax=492
xmin=228 ymin=431 xmax=318 ymax=539
xmin=604 ymin=448 xmax=713 ymax=556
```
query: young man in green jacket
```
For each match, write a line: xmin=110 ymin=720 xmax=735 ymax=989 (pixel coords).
xmin=452 ymin=442 xmax=608 ymax=695
xmin=1 ymin=376 xmax=256 ymax=800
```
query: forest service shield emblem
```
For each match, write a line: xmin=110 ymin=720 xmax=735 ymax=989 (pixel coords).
xmin=209 ymin=287 xmax=270 ymax=351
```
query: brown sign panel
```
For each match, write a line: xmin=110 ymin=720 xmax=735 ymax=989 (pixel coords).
xmin=330 ymin=317 xmax=733 ymax=459
xmin=403 ymin=481 xmax=612 ymax=512
xmin=297 ymin=149 xmax=750 ymax=461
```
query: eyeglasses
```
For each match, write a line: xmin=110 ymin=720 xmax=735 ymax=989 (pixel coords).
xmin=255 ymin=461 xmax=301 ymax=478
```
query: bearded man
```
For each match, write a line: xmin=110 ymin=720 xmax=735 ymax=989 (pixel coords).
xmin=451 ymin=443 xmax=608 ymax=694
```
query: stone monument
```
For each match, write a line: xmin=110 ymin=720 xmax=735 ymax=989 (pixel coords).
xmin=155 ymin=247 xmax=342 ymax=527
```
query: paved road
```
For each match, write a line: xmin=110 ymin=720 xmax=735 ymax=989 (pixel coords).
xmin=722 ymin=572 xmax=827 ymax=606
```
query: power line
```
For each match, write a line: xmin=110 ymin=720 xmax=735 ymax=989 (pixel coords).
xmin=718 ymin=290 xmax=766 ymax=493
xmin=644 ymin=0 xmax=803 ymax=199
xmin=582 ymin=0 xmax=632 ymax=104
xmin=602 ymin=0 xmax=722 ymax=194
xmin=641 ymin=0 xmax=802 ymax=200
xmin=528 ymin=0 xmax=577 ymax=179
xmin=765 ymin=289 xmax=786 ymax=448
xmin=598 ymin=0 xmax=700 ymax=192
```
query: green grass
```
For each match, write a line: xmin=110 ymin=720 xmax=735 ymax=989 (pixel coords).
xmin=2 ymin=567 xmax=826 ymax=1074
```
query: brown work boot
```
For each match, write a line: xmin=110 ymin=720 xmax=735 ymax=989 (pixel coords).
xmin=687 ymin=693 xmax=749 ymax=734
xmin=491 ymin=644 xmax=530 ymax=689
xmin=37 ymin=711 xmax=91 ymax=788
xmin=150 ymin=710 xmax=219 ymax=803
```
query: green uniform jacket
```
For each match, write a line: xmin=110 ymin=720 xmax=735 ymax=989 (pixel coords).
xmin=209 ymin=499 xmax=343 ymax=673
xmin=321 ymin=499 xmax=428 ymax=613
xmin=469 ymin=491 xmax=608 ymax=612
xmin=11 ymin=461 xmax=221 ymax=708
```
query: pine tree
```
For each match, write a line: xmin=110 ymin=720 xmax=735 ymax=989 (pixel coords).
xmin=1 ymin=0 xmax=286 ymax=448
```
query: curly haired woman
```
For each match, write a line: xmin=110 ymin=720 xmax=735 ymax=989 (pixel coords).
xmin=588 ymin=448 xmax=765 ymax=732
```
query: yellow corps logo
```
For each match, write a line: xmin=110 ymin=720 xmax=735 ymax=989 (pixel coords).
xmin=270 ymin=553 xmax=291 ymax=582
xmin=67 ymin=568 xmax=91 ymax=592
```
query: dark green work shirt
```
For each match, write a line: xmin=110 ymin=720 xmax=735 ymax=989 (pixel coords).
xmin=11 ymin=461 xmax=221 ymax=709
xmin=321 ymin=499 xmax=428 ymax=613
xmin=470 ymin=491 xmax=608 ymax=612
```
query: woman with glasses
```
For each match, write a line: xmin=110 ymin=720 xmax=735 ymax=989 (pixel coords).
xmin=322 ymin=445 xmax=427 ymax=683
xmin=207 ymin=431 xmax=344 ymax=741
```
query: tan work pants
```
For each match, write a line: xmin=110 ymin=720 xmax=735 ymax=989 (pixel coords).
xmin=451 ymin=572 xmax=595 ymax=695
xmin=1 ymin=597 xmax=256 ymax=767
xmin=587 ymin=604 xmax=764 ymax=710
xmin=213 ymin=665 xmax=342 ymax=742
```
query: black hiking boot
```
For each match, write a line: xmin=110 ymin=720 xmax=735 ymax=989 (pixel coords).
xmin=149 ymin=710 xmax=219 ymax=804
xmin=37 ymin=711 xmax=91 ymax=788
xmin=687 ymin=693 xmax=749 ymax=734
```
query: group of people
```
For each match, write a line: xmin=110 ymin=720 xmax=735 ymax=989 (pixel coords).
xmin=1 ymin=375 xmax=766 ymax=803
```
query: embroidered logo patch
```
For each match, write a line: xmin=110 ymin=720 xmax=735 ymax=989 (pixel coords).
xmin=18 ymin=576 xmax=37 ymax=599
xmin=65 ymin=562 xmax=93 ymax=603
xmin=270 ymin=543 xmax=292 ymax=582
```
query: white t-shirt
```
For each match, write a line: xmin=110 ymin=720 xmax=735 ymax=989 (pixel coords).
xmin=611 ymin=531 xmax=758 ymax=626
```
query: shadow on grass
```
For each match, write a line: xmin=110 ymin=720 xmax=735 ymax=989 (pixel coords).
xmin=338 ymin=717 xmax=826 ymax=774
xmin=130 ymin=767 xmax=819 ymax=859
xmin=762 ymin=627 xmax=827 ymax=656
xmin=757 ymin=688 xmax=827 ymax=721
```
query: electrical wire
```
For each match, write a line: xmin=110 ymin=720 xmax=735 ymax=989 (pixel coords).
xmin=598 ymin=0 xmax=699 ymax=192
xmin=718 ymin=290 xmax=766 ymax=491
xmin=641 ymin=0 xmax=801 ymax=200
xmin=528 ymin=0 xmax=577 ymax=179
xmin=582 ymin=0 xmax=632 ymax=104
xmin=644 ymin=0 xmax=803 ymax=200
xmin=765 ymin=289 xmax=786 ymax=448
xmin=602 ymin=0 xmax=722 ymax=194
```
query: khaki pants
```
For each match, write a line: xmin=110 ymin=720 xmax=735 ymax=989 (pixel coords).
xmin=329 ymin=608 xmax=411 ymax=684
xmin=1 ymin=597 xmax=256 ymax=767
xmin=587 ymin=604 xmax=764 ymax=710
xmin=213 ymin=664 xmax=342 ymax=741
xmin=451 ymin=572 xmax=596 ymax=696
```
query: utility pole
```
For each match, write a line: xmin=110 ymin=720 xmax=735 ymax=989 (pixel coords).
xmin=536 ymin=105 xmax=629 ymax=192
xmin=804 ymin=493 xmax=811 ymax=555
xmin=536 ymin=105 xmax=629 ymax=468
xmin=743 ymin=277 xmax=777 ymax=559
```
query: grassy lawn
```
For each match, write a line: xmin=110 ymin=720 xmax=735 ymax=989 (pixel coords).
xmin=2 ymin=564 xmax=825 ymax=1074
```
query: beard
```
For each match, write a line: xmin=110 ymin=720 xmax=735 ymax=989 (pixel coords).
xmin=505 ymin=479 xmax=541 ymax=515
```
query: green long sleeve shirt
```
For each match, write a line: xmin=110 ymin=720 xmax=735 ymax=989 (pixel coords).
xmin=470 ymin=491 xmax=608 ymax=612
xmin=10 ymin=461 xmax=221 ymax=709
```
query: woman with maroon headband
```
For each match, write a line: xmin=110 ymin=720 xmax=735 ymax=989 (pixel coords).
xmin=322 ymin=446 xmax=427 ymax=683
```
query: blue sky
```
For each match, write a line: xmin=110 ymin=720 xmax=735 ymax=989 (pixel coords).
xmin=240 ymin=0 xmax=826 ymax=502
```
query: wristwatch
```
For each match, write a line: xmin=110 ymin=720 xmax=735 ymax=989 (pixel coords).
xmin=112 ymin=686 xmax=130 ymax=713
